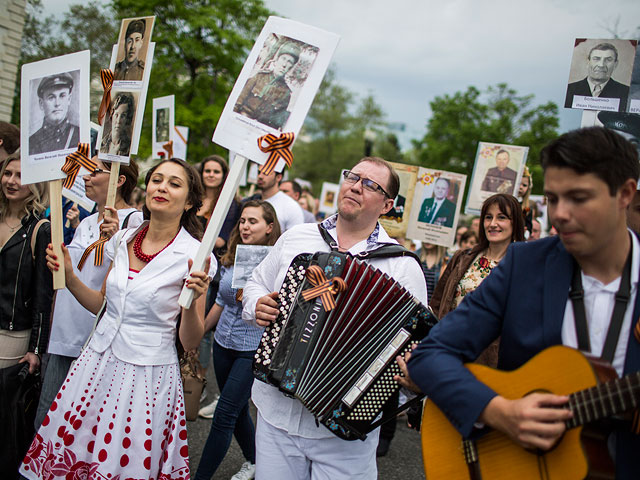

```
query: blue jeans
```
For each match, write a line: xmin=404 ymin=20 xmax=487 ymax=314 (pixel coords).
xmin=195 ymin=341 xmax=256 ymax=480
xmin=34 ymin=353 xmax=75 ymax=430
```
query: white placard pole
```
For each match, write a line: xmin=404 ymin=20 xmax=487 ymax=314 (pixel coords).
xmin=178 ymin=154 xmax=249 ymax=308
xmin=49 ymin=179 xmax=65 ymax=290
xmin=105 ymin=162 xmax=120 ymax=215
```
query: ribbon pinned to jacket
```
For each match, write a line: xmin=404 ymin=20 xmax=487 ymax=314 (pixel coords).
xmin=256 ymin=132 xmax=294 ymax=175
xmin=61 ymin=143 xmax=96 ymax=190
xmin=97 ymin=69 xmax=114 ymax=125
xmin=301 ymin=265 xmax=347 ymax=312
xmin=163 ymin=140 xmax=174 ymax=159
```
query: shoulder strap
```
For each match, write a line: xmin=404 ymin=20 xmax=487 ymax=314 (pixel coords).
xmin=31 ymin=218 xmax=50 ymax=262
xmin=121 ymin=210 xmax=136 ymax=228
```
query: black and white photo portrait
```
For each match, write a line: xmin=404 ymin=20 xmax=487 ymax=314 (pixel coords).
xmin=114 ymin=17 xmax=153 ymax=82
xmin=100 ymin=91 xmax=137 ymax=157
xmin=156 ymin=108 xmax=169 ymax=143
xmin=29 ymin=72 xmax=80 ymax=156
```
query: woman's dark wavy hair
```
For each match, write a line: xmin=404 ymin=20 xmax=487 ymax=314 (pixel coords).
xmin=472 ymin=193 xmax=525 ymax=255
xmin=143 ymin=158 xmax=204 ymax=240
xmin=220 ymin=200 xmax=281 ymax=268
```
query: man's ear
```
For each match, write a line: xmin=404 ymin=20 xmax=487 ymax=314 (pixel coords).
xmin=380 ymin=197 xmax=394 ymax=216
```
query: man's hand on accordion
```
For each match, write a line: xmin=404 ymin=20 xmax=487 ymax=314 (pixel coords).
xmin=255 ymin=291 xmax=279 ymax=327
xmin=394 ymin=349 xmax=422 ymax=394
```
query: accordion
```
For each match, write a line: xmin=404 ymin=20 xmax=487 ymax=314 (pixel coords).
xmin=253 ymin=250 xmax=437 ymax=440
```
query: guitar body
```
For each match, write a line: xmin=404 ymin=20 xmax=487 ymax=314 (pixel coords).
xmin=421 ymin=346 xmax=617 ymax=480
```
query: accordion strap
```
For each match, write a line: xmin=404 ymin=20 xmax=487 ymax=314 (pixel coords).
xmin=317 ymin=223 xmax=421 ymax=265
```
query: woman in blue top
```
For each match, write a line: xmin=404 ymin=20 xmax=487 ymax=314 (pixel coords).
xmin=195 ymin=200 xmax=280 ymax=480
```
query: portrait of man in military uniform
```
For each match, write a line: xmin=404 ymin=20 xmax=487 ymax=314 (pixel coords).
xmin=233 ymin=42 xmax=301 ymax=130
xmin=29 ymin=72 xmax=80 ymax=156
xmin=156 ymin=108 xmax=169 ymax=142
xmin=481 ymin=149 xmax=517 ymax=194
xmin=114 ymin=18 xmax=147 ymax=81
xmin=100 ymin=92 xmax=136 ymax=157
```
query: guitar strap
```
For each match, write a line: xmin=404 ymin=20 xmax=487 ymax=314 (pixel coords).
xmin=569 ymin=249 xmax=632 ymax=364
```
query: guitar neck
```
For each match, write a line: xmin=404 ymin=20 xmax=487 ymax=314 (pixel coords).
xmin=566 ymin=371 xmax=640 ymax=429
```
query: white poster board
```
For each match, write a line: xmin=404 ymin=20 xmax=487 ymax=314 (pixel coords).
xmin=318 ymin=182 xmax=339 ymax=215
xmin=152 ymin=95 xmax=175 ymax=159
xmin=20 ymin=50 xmax=91 ymax=185
xmin=465 ymin=142 xmax=529 ymax=214
xmin=232 ymin=245 xmax=272 ymax=289
xmin=174 ymin=126 xmax=189 ymax=160
xmin=212 ymin=16 xmax=339 ymax=169
xmin=407 ymin=168 xmax=467 ymax=248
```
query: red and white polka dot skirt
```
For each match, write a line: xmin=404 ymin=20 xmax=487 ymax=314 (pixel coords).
xmin=20 ymin=347 xmax=190 ymax=480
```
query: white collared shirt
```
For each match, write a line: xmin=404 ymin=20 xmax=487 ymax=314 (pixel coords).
xmin=586 ymin=77 xmax=610 ymax=97
xmin=561 ymin=231 xmax=638 ymax=376
xmin=242 ymin=218 xmax=428 ymax=438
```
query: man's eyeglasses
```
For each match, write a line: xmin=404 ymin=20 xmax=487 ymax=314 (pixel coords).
xmin=88 ymin=168 xmax=108 ymax=177
xmin=342 ymin=170 xmax=390 ymax=198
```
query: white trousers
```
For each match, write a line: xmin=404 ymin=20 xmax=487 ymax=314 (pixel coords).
xmin=255 ymin=411 xmax=379 ymax=480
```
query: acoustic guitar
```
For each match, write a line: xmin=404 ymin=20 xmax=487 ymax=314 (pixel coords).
xmin=421 ymin=345 xmax=640 ymax=479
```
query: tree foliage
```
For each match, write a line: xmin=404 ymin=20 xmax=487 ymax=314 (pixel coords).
xmin=412 ymin=83 xmax=559 ymax=194
xmin=292 ymin=70 xmax=401 ymax=194
xmin=112 ymin=0 xmax=271 ymax=161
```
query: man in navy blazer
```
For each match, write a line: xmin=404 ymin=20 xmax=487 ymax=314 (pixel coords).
xmin=565 ymin=42 xmax=630 ymax=112
xmin=405 ymin=127 xmax=640 ymax=478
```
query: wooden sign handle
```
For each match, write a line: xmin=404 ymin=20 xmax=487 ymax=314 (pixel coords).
xmin=49 ymin=180 xmax=65 ymax=290
xmin=105 ymin=162 xmax=120 ymax=217
xmin=178 ymin=154 xmax=249 ymax=308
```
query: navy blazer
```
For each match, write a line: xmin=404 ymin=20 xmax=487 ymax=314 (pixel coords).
xmin=564 ymin=77 xmax=629 ymax=112
xmin=409 ymin=235 xmax=640 ymax=478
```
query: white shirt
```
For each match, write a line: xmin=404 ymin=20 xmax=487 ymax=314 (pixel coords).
xmin=264 ymin=191 xmax=305 ymax=232
xmin=561 ymin=231 xmax=638 ymax=376
xmin=242 ymin=218 xmax=428 ymax=439
xmin=47 ymin=209 xmax=143 ymax=357
xmin=88 ymin=222 xmax=217 ymax=365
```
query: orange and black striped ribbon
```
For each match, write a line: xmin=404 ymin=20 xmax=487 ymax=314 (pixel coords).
xmin=61 ymin=143 xmax=96 ymax=189
xmin=97 ymin=69 xmax=114 ymax=125
xmin=631 ymin=409 xmax=640 ymax=435
xmin=635 ymin=317 xmax=640 ymax=345
xmin=77 ymin=236 xmax=109 ymax=271
xmin=256 ymin=132 xmax=295 ymax=175
xmin=163 ymin=140 xmax=174 ymax=159
xmin=301 ymin=265 xmax=347 ymax=312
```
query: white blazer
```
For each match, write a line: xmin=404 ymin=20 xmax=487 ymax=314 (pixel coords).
xmin=88 ymin=222 xmax=217 ymax=366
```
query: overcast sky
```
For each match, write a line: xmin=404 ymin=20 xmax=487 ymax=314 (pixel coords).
xmin=44 ymin=0 xmax=640 ymax=148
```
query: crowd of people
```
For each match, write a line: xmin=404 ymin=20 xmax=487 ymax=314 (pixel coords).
xmin=1 ymin=118 xmax=639 ymax=480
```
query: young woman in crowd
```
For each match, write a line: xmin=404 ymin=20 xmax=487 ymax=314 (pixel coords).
xmin=35 ymin=158 xmax=142 ymax=429
xmin=195 ymin=200 xmax=281 ymax=480
xmin=0 ymin=152 xmax=52 ymax=473
xmin=21 ymin=158 xmax=216 ymax=480
xmin=430 ymin=193 xmax=524 ymax=367
xmin=196 ymin=155 xmax=242 ymax=415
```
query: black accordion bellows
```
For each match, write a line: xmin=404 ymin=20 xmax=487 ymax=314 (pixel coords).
xmin=253 ymin=250 xmax=437 ymax=440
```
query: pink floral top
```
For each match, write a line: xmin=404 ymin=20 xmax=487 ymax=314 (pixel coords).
xmin=451 ymin=254 xmax=499 ymax=310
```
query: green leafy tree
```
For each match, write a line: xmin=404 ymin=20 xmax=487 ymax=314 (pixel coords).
xmin=112 ymin=0 xmax=271 ymax=161
xmin=413 ymin=83 xmax=559 ymax=194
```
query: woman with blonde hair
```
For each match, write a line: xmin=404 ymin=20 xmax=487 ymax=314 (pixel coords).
xmin=0 ymin=151 xmax=53 ymax=473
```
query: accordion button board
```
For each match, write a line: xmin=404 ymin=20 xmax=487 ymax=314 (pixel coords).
xmin=252 ymin=251 xmax=438 ymax=440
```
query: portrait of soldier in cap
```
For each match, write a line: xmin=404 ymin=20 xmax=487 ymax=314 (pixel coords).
xmin=29 ymin=72 xmax=80 ymax=155
xmin=100 ymin=92 xmax=136 ymax=157
xmin=114 ymin=18 xmax=146 ymax=81
xmin=156 ymin=108 xmax=169 ymax=142
xmin=233 ymin=41 xmax=302 ymax=130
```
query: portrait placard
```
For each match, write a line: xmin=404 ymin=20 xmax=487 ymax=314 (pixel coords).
xmin=113 ymin=16 xmax=155 ymax=88
xmin=465 ymin=142 xmax=529 ymax=214
xmin=97 ymin=89 xmax=140 ymax=164
xmin=318 ymin=182 xmax=339 ymax=215
xmin=581 ymin=110 xmax=640 ymax=158
xmin=378 ymin=162 xmax=419 ymax=238
xmin=213 ymin=16 xmax=340 ymax=170
xmin=232 ymin=245 xmax=272 ymax=289
xmin=174 ymin=126 xmax=189 ymax=160
xmin=20 ymin=50 xmax=91 ymax=185
xmin=565 ymin=38 xmax=637 ymax=113
xmin=406 ymin=168 xmax=467 ymax=248
xmin=61 ymin=121 xmax=99 ymax=212
xmin=628 ymin=44 xmax=640 ymax=114
xmin=152 ymin=95 xmax=175 ymax=159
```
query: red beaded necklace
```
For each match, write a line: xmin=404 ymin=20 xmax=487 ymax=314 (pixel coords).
xmin=133 ymin=225 xmax=179 ymax=263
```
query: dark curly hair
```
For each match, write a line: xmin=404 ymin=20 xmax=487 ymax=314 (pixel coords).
xmin=143 ymin=158 xmax=204 ymax=240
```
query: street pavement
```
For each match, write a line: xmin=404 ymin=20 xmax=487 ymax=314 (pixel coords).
xmin=186 ymin=370 xmax=426 ymax=479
